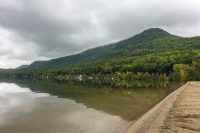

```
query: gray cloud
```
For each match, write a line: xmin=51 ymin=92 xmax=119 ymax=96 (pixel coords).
xmin=0 ymin=0 xmax=200 ymax=68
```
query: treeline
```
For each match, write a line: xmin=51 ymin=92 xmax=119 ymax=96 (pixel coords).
xmin=51 ymin=50 xmax=197 ymax=75
xmin=169 ymin=61 xmax=200 ymax=81
xmin=54 ymin=72 xmax=168 ymax=82
xmin=1 ymin=52 xmax=200 ymax=82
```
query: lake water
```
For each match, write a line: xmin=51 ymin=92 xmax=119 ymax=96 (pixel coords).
xmin=0 ymin=80 xmax=182 ymax=133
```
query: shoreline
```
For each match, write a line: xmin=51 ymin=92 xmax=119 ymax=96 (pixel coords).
xmin=124 ymin=82 xmax=188 ymax=133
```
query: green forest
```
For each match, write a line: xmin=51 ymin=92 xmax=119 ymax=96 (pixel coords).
xmin=1 ymin=28 xmax=200 ymax=82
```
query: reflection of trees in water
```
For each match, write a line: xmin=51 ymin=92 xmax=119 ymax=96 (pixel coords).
xmin=74 ymin=79 xmax=181 ymax=89
xmin=2 ymin=79 xmax=182 ymax=121
xmin=112 ymin=81 xmax=168 ymax=88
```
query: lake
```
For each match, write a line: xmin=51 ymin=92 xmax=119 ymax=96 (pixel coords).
xmin=0 ymin=80 xmax=182 ymax=133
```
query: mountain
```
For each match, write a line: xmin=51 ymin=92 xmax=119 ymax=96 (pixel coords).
xmin=17 ymin=65 xmax=29 ymax=69
xmin=28 ymin=28 xmax=174 ymax=69
xmin=2 ymin=27 xmax=200 ymax=81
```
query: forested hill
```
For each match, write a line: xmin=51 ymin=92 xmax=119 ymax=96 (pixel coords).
xmin=2 ymin=28 xmax=200 ymax=82
xmin=28 ymin=28 xmax=174 ymax=69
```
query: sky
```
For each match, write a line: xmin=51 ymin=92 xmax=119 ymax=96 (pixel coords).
xmin=0 ymin=0 xmax=200 ymax=68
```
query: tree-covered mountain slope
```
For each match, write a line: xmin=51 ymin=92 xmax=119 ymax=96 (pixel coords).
xmin=2 ymin=28 xmax=200 ymax=82
xmin=28 ymin=28 xmax=176 ymax=69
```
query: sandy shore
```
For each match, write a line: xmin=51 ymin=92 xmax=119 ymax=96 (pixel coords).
xmin=124 ymin=81 xmax=200 ymax=133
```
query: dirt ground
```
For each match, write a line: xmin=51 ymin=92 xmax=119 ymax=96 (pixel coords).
xmin=125 ymin=82 xmax=200 ymax=133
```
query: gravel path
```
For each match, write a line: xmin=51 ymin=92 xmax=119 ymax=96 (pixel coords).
xmin=125 ymin=82 xmax=200 ymax=133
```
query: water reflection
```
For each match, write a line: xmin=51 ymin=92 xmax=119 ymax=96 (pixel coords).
xmin=10 ymin=80 xmax=182 ymax=120
xmin=0 ymin=83 xmax=126 ymax=133
xmin=0 ymin=80 xmax=183 ymax=133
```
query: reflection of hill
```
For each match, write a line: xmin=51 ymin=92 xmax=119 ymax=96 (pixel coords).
xmin=12 ymin=80 xmax=182 ymax=120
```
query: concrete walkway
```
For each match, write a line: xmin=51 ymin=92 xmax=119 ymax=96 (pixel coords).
xmin=125 ymin=82 xmax=200 ymax=133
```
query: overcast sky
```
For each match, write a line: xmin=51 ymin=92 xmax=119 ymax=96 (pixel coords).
xmin=0 ymin=0 xmax=200 ymax=68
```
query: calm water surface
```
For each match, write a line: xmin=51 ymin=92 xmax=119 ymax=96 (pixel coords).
xmin=0 ymin=80 xmax=182 ymax=133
